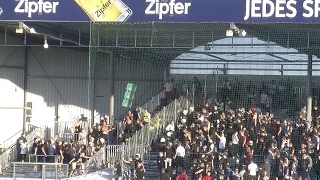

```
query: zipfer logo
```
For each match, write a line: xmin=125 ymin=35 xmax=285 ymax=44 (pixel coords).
xmin=145 ymin=0 xmax=191 ymax=19
xmin=14 ymin=0 xmax=59 ymax=18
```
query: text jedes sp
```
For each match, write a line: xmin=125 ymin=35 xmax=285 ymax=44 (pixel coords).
xmin=244 ymin=0 xmax=320 ymax=20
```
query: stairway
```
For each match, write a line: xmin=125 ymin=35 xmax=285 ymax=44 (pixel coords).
xmin=143 ymin=152 xmax=159 ymax=180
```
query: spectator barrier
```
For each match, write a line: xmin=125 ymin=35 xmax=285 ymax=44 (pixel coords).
xmin=83 ymin=145 xmax=106 ymax=174
xmin=105 ymin=96 xmax=191 ymax=177
xmin=11 ymin=162 xmax=68 ymax=179
xmin=0 ymin=126 xmax=44 ymax=171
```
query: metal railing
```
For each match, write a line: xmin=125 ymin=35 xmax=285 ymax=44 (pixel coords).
xmin=106 ymin=96 xmax=190 ymax=177
xmin=0 ymin=130 xmax=23 ymax=149
xmin=27 ymin=155 xmax=60 ymax=164
xmin=141 ymin=91 xmax=164 ymax=113
xmin=45 ymin=121 xmax=89 ymax=142
xmin=11 ymin=162 xmax=68 ymax=179
xmin=83 ymin=145 xmax=106 ymax=174
xmin=0 ymin=127 xmax=45 ymax=171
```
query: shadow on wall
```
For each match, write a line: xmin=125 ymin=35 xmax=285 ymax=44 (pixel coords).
xmin=0 ymin=45 xmax=163 ymax=130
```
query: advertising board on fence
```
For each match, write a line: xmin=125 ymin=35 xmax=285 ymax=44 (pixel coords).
xmin=1 ymin=0 xmax=320 ymax=22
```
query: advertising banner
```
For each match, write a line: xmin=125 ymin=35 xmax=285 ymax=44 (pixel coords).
xmin=1 ymin=0 xmax=320 ymax=23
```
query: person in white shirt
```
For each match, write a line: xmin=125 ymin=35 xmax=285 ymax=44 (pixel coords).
xmin=165 ymin=120 xmax=175 ymax=132
xmin=248 ymin=161 xmax=258 ymax=180
xmin=174 ymin=142 xmax=185 ymax=172
xmin=19 ymin=140 xmax=28 ymax=162
xmin=215 ymin=132 xmax=226 ymax=152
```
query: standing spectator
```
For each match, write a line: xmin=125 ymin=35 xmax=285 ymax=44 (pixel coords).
xmin=176 ymin=170 xmax=188 ymax=180
xmin=19 ymin=140 xmax=27 ymax=162
xmin=215 ymin=132 xmax=226 ymax=152
xmin=142 ymin=109 xmax=151 ymax=125
xmin=16 ymin=134 xmax=26 ymax=162
xmin=174 ymin=141 xmax=185 ymax=173
xmin=262 ymin=158 xmax=271 ymax=179
xmin=73 ymin=119 xmax=82 ymax=142
xmin=136 ymin=162 xmax=145 ymax=180
xmin=248 ymin=161 xmax=258 ymax=180
xmin=160 ymin=168 xmax=170 ymax=180
xmin=163 ymin=78 xmax=174 ymax=101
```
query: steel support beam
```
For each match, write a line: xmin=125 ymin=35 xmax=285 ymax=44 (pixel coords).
xmin=109 ymin=52 xmax=115 ymax=124
xmin=22 ymin=46 xmax=28 ymax=135
xmin=307 ymin=52 xmax=313 ymax=124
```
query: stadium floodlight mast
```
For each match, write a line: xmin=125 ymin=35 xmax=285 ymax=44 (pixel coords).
xmin=43 ymin=35 xmax=49 ymax=49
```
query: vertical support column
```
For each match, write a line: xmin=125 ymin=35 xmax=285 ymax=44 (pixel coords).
xmin=23 ymin=46 xmax=29 ymax=135
xmin=307 ymin=52 xmax=313 ymax=124
xmin=88 ymin=21 xmax=95 ymax=127
xmin=54 ymin=105 xmax=59 ymax=137
xmin=109 ymin=52 xmax=115 ymax=124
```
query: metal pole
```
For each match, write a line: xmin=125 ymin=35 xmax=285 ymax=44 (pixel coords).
xmin=22 ymin=46 xmax=29 ymax=135
xmin=109 ymin=52 xmax=115 ymax=125
xmin=187 ymin=89 xmax=189 ymax=110
xmin=55 ymin=164 xmax=58 ymax=180
xmin=174 ymin=99 xmax=177 ymax=123
xmin=42 ymin=164 xmax=46 ymax=180
xmin=307 ymin=52 xmax=313 ymax=124
xmin=192 ymin=84 xmax=195 ymax=107
xmin=215 ymin=67 xmax=219 ymax=94
xmin=13 ymin=164 xmax=16 ymax=178
xmin=121 ymin=144 xmax=124 ymax=179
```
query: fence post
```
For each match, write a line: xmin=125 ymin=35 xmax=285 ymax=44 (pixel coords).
xmin=42 ymin=164 xmax=46 ymax=180
xmin=13 ymin=163 xmax=15 ymax=178
xmin=174 ymin=99 xmax=177 ymax=124
xmin=151 ymin=97 xmax=154 ymax=112
xmin=103 ymin=145 xmax=106 ymax=167
xmin=121 ymin=144 xmax=124 ymax=180
xmin=55 ymin=164 xmax=58 ymax=180
xmin=187 ymin=89 xmax=189 ymax=110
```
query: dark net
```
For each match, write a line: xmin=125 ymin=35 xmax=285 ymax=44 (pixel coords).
xmin=89 ymin=22 xmax=320 ymax=180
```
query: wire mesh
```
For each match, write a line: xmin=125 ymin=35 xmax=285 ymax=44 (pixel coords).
xmin=89 ymin=22 xmax=320 ymax=179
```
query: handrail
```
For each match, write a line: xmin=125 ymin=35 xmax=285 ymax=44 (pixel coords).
xmin=0 ymin=130 xmax=23 ymax=147
xmin=11 ymin=162 xmax=63 ymax=165
xmin=133 ymin=85 xmax=163 ymax=107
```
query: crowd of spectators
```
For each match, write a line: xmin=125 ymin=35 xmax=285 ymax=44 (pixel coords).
xmin=118 ymin=106 xmax=152 ymax=143
xmin=15 ymin=116 xmax=116 ymax=177
xmin=151 ymin=78 xmax=320 ymax=180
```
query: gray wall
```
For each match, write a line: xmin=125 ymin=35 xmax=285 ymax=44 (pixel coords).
xmin=0 ymin=34 xmax=164 ymax=142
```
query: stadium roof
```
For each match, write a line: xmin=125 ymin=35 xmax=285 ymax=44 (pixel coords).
xmin=170 ymin=37 xmax=320 ymax=76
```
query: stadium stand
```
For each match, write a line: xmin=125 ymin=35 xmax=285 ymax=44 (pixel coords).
xmin=111 ymin=78 xmax=320 ymax=180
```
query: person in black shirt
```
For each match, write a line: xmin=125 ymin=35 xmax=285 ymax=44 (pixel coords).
xmin=37 ymin=140 xmax=47 ymax=163
xmin=159 ymin=168 xmax=170 ymax=180
xmin=136 ymin=163 xmax=145 ymax=180
xmin=16 ymin=134 xmax=27 ymax=162
xmin=158 ymin=152 xmax=167 ymax=171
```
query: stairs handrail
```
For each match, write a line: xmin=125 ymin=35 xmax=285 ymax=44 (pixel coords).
xmin=0 ymin=130 xmax=23 ymax=148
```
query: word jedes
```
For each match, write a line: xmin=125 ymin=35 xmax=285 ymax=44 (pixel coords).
xmin=244 ymin=0 xmax=320 ymax=20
